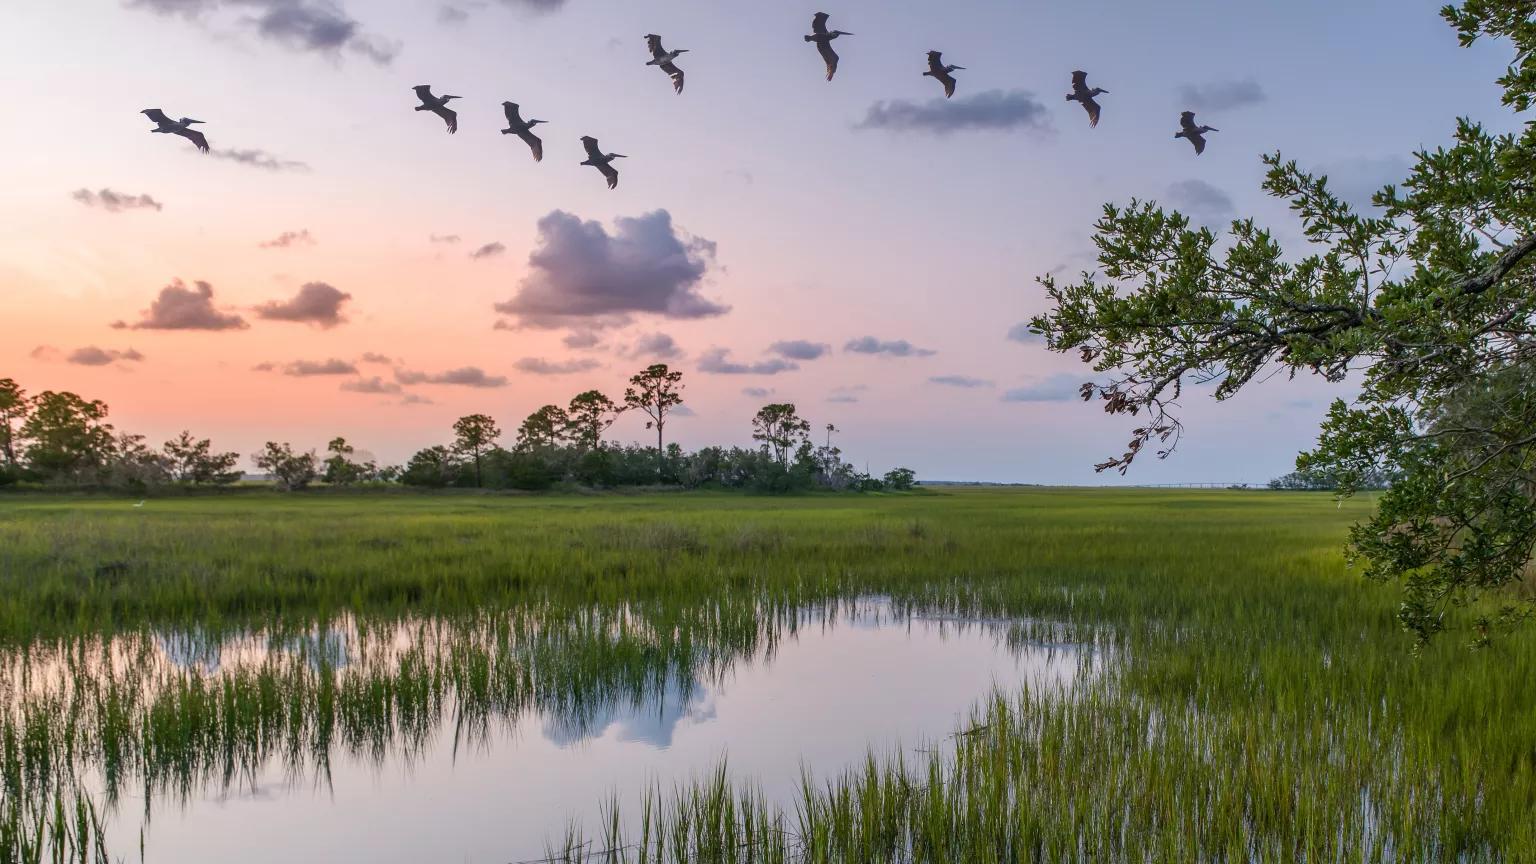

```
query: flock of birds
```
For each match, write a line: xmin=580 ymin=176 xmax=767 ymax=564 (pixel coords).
xmin=140 ymin=11 xmax=1223 ymax=191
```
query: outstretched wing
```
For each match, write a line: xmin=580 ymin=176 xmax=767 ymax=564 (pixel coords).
xmin=1179 ymin=111 xmax=1197 ymax=132
xmin=517 ymin=129 xmax=543 ymax=162
xmin=176 ymin=127 xmax=210 ymax=152
xmin=1071 ymin=70 xmax=1088 ymax=89
xmin=646 ymin=34 xmax=664 ymax=59
xmin=433 ymin=104 xmax=457 ymax=133
xmin=582 ymin=136 xmax=604 ymax=161
xmin=926 ymin=52 xmax=944 ymax=75
xmin=660 ymin=61 xmax=685 ymax=94
xmin=811 ymin=12 xmax=830 ymax=36
xmin=503 ymin=102 xmax=523 ymax=127
xmin=142 ymin=108 xmax=172 ymax=126
xmin=1082 ymin=96 xmax=1101 ymax=128
xmin=413 ymin=85 xmax=435 ymax=103
xmin=941 ymin=72 xmax=956 ymax=98
xmin=1191 ymin=133 xmax=1206 ymax=155
xmin=817 ymin=41 xmax=840 ymax=81
xmin=597 ymin=162 xmax=619 ymax=189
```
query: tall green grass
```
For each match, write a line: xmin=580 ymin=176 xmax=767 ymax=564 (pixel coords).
xmin=0 ymin=488 xmax=1532 ymax=861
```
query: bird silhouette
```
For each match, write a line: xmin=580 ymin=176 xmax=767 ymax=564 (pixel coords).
xmin=645 ymin=34 xmax=688 ymax=94
xmin=1066 ymin=71 xmax=1108 ymax=128
xmin=141 ymin=109 xmax=209 ymax=153
xmin=805 ymin=12 xmax=853 ymax=81
xmin=580 ymin=136 xmax=626 ymax=189
xmin=500 ymin=102 xmax=545 ymax=162
xmin=412 ymin=85 xmax=459 ymax=134
xmin=924 ymin=51 xmax=965 ymax=98
xmin=1175 ymin=110 xmax=1218 ymax=155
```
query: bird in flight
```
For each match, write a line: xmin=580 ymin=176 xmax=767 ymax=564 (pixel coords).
xmin=1175 ymin=111 xmax=1218 ymax=154
xmin=500 ymin=102 xmax=546 ymax=162
xmin=580 ymin=136 xmax=626 ymax=189
xmin=924 ymin=51 xmax=965 ymax=98
xmin=805 ymin=12 xmax=853 ymax=81
xmin=141 ymin=109 xmax=209 ymax=153
xmin=1066 ymin=71 xmax=1108 ymax=128
xmin=413 ymin=85 xmax=460 ymax=134
xmin=645 ymin=34 xmax=688 ymax=94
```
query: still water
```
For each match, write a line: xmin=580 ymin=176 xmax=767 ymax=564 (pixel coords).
xmin=21 ymin=600 xmax=1091 ymax=862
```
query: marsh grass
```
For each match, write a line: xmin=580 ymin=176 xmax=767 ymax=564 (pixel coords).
xmin=0 ymin=489 xmax=1533 ymax=861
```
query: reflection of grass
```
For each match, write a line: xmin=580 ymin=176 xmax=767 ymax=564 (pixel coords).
xmin=0 ymin=488 xmax=1533 ymax=861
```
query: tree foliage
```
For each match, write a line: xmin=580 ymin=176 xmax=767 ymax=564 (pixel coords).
xmin=1031 ymin=0 xmax=1536 ymax=644
xmin=564 ymin=390 xmax=622 ymax=451
xmin=164 ymin=431 xmax=242 ymax=486
xmin=452 ymin=414 xmax=501 ymax=488
xmin=253 ymin=442 xmax=318 ymax=492
xmin=751 ymin=404 xmax=812 ymax=466
xmin=21 ymin=392 xmax=115 ymax=482
xmin=624 ymin=364 xmax=685 ymax=481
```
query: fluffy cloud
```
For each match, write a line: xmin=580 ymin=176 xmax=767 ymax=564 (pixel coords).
xmin=395 ymin=366 xmax=509 ymax=388
xmin=741 ymin=387 xmax=772 ymax=398
xmin=253 ymin=282 xmax=351 ymax=328
xmin=1006 ymin=323 xmax=1044 ymax=344
xmin=1178 ymin=79 xmax=1266 ymax=112
xmin=697 ymin=348 xmax=798 ymax=375
xmin=844 ymin=336 xmax=935 ymax=357
xmin=495 ymin=210 xmax=726 ymax=329
xmin=430 ymin=233 xmax=461 ymax=244
xmin=629 ymin=332 xmax=683 ymax=360
xmin=340 ymin=376 xmax=402 ymax=394
xmin=563 ymin=330 xmax=602 ymax=350
xmin=856 ymin=90 xmax=1051 ymax=135
xmin=1166 ymin=179 xmax=1234 ymax=222
xmin=128 ymin=0 xmax=398 ymax=65
xmin=359 ymin=352 xmax=393 ymax=364
xmin=470 ymin=241 xmax=506 ymax=260
xmin=929 ymin=375 xmax=993 ymax=388
xmin=769 ymin=340 xmax=831 ymax=361
xmin=38 ymin=346 xmax=146 ymax=366
xmin=259 ymin=229 xmax=314 ymax=249
xmin=71 ymin=188 xmax=162 ymax=213
xmin=261 ymin=358 xmax=358 ymax=376
xmin=207 ymin=148 xmax=310 ymax=172
xmin=513 ymin=357 xmax=602 ymax=375
xmin=113 ymin=279 xmax=248 ymax=331
xmin=1002 ymin=374 xmax=1083 ymax=403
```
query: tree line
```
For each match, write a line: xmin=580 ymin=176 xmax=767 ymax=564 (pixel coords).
xmin=0 ymin=365 xmax=917 ymax=494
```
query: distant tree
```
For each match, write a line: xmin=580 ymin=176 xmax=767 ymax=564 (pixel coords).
xmin=452 ymin=414 xmax=502 ymax=488
xmin=21 ymin=391 xmax=115 ymax=482
xmin=752 ymin=403 xmax=812 ymax=466
xmin=1029 ymin=1 xmax=1536 ymax=644
xmin=0 ymin=378 xmax=26 ymax=469
xmin=253 ymin=442 xmax=319 ymax=491
xmin=107 ymin=432 xmax=171 ymax=490
xmin=565 ymin=390 xmax=622 ymax=451
xmin=624 ymin=364 xmax=685 ymax=481
xmin=516 ymin=405 xmax=569 ymax=452
xmin=883 ymin=467 xmax=917 ymax=491
xmin=163 ymin=431 xmax=241 ymax=485
xmin=322 ymin=436 xmax=376 ymax=486
xmin=401 ymin=445 xmax=457 ymax=488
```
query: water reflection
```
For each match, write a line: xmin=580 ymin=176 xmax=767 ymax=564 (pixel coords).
xmin=0 ymin=598 xmax=1098 ymax=862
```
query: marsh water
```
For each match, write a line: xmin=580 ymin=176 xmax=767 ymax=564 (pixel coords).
xmin=2 ymin=599 xmax=1093 ymax=862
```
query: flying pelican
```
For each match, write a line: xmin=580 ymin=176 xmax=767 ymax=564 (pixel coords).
xmin=644 ymin=34 xmax=687 ymax=94
xmin=580 ymin=136 xmax=626 ymax=190
xmin=924 ymin=51 xmax=964 ymax=98
xmin=500 ymin=102 xmax=545 ymax=161
xmin=140 ymin=109 xmax=209 ymax=153
xmin=412 ymin=85 xmax=459 ymax=134
xmin=804 ymin=12 xmax=853 ymax=81
xmin=1175 ymin=111 xmax=1218 ymax=155
xmin=1066 ymin=71 xmax=1108 ymax=128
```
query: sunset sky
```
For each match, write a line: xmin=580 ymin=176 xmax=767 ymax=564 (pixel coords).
xmin=1 ymin=0 xmax=1519 ymax=482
